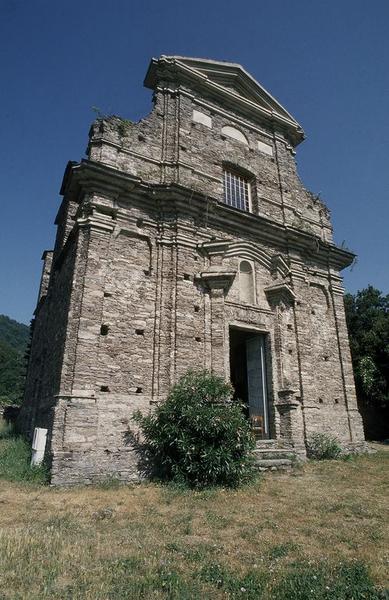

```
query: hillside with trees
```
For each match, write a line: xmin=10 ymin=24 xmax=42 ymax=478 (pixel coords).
xmin=0 ymin=315 xmax=29 ymax=406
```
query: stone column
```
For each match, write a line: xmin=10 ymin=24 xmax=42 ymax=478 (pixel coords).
xmin=153 ymin=237 xmax=177 ymax=399
xmin=265 ymin=282 xmax=306 ymax=456
xmin=274 ymin=389 xmax=306 ymax=457
xmin=209 ymin=288 xmax=226 ymax=376
xmin=195 ymin=268 xmax=236 ymax=378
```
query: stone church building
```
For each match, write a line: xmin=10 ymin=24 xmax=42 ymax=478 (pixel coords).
xmin=19 ymin=56 xmax=365 ymax=484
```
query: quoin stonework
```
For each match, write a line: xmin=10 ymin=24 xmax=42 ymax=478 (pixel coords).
xmin=18 ymin=56 xmax=366 ymax=484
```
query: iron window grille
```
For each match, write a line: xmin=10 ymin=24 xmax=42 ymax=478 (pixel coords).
xmin=223 ymin=169 xmax=251 ymax=212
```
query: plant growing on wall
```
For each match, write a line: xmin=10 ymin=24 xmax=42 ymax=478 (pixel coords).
xmin=133 ymin=370 xmax=255 ymax=488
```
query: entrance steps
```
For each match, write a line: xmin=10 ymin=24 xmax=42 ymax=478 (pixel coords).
xmin=253 ymin=440 xmax=297 ymax=472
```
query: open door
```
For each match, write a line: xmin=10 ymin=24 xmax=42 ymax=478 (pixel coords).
xmin=229 ymin=328 xmax=270 ymax=438
xmin=246 ymin=335 xmax=269 ymax=437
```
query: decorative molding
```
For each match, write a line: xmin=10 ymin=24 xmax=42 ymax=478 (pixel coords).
xmin=264 ymin=283 xmax=296 ymax=305
xmin=195 ymin=268 xmax=236 ymax=292
xmin=144 ymin=56 xmax=305 ymax=146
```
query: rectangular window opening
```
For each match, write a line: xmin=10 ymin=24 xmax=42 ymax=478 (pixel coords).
xmin=223 ymin=169 xmax=251 ymax=212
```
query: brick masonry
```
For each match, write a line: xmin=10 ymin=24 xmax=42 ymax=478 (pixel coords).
xmin=18 ymin=56 xmax=366 ymax=485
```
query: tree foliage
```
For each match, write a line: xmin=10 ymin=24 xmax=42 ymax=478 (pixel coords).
xmin=134 ymin=370 xmax=255 ymax=488
xmin=0 ymin=315 xmax=29 ymax=406
xmin=344 ymin=286 xmax=389 ymax=409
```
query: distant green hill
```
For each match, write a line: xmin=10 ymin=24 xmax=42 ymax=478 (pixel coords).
xmin=0 ymin=315 xmax=30 ymax=406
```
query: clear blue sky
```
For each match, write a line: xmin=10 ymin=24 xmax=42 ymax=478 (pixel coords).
xmin=1 ymin=0 xmax=388 ymax=324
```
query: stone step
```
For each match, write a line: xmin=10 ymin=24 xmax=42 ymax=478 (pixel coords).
xmin=255 ymin=439 xmax=277 ymax=449
xmin=253 ymin=449 xmax=296 ymax=460
xmin=254 ymin=458 xmax=293 ymax=471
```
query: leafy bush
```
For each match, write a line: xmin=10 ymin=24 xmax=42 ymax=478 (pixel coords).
xmin=307 ymin=432 xmax=342 ymax=460
xmin=133 ymin=370 xmax=255 ymax=488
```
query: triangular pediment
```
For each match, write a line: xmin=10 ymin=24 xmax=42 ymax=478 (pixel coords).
xmin=175 ymin=57 xmax=296 ymax=122
xmin=144 ymin=55 xmax=304 ymax=145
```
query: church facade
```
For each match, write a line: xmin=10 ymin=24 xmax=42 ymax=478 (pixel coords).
xmin=19 ymin=56 xmax=366 ymax=484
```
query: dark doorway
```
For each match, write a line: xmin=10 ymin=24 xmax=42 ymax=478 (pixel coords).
xmin=229 ymin=327 xmax=270 ymax=438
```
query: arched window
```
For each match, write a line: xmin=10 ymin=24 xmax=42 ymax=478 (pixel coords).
xmin=240 ymin=260 xmax=255 ymax=304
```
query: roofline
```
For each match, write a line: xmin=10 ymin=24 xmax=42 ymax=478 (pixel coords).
xmin=144 ymin=55 xmax=305 ymax=146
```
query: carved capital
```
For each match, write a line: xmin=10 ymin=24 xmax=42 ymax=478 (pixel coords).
xmin=195 ymin=268 xmax=236 ymax=292
xmin=265 ymin=282 xmax=296 ymax=307
xmin=275 ymin=388 xmax=299 ymax=409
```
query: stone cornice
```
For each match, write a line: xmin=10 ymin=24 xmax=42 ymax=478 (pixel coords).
xmin=195 ymin=268 xmax=236 ymax=291
xmin=86 ymin=137 xmax=332 ymax=232
xmin=144 ymin=56 xmax=304 ymax=147
xmin=264 ymin=283 xmax=296 ymax=304
xmin=63 ymin=160 xmax=355 ymax=271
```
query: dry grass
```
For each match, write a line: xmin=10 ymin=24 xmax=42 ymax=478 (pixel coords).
xmin=0 ymin=429 xmax=388 ymax=598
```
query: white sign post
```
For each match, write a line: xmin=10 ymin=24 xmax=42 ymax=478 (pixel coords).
xmin=31 ymin=427 xmax=47 ymax=466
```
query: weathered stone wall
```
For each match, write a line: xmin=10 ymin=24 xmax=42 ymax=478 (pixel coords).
xmin=18 ymin=231 xmax=79 ymax=438
xmin=87 ymin=87 xmax=332 ymax=242
xmin=21 ymin=56 xmax=365 ymax=484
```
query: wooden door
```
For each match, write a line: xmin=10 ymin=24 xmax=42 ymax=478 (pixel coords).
xmin=246 ymin=335 xmax=269 ymax=437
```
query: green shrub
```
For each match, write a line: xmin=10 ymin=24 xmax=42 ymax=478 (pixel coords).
xmin=133 ymin=370 xmax=255 ymax=488
xmin=307 ymin=432 xmax=342 ymax=460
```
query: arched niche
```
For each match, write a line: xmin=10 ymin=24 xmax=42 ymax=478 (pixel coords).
xmin=239 ymin=260 xmax=255 ymax=304
xmin=221 ymin=125 xmax=249 ymax=146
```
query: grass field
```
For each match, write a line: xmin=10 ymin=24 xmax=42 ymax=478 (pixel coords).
xmin=0 ymin=419 xmax=388 ymax=599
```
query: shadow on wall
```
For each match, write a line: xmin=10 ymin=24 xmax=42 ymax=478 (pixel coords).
xmin=123 ymin=429 xmax=155 ymax=479
xmin=358 ymin=403 xmax=389 ymax=441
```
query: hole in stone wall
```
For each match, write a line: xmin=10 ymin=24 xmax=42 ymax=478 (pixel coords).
xmin=136 ymin=218 xmax=143 ymax=228
xmin=143 ymin=269 xmax=150 ymax=276
xmin=100 ymin=324 xmax=109 ymax=336
xmin=288 ymin=348 xmax=293 ymax=354
xmin=135 ymin=329 xmax=145 ymax=336
xmin=194 ymin=305 xmax=200 ymax=312
xmin=287 ymin=324 xmax=293 ymax=330
xmin=195 ymin=337 xmax=202 ymax=342
xmin=334 ymin=398 xmax=339 ymax=404
xmin=136 ymin=387 xmax=143 ymax=394
xmin=183 ymin=273 xmax=191 ymax=281
xmin=104 ymin=292 xmax=112 ymax=298
xmin=323 ymin=355 xmax=329 ymax=361
xmin=138 ymin=134 xmax=146 ymax=142
xmin=318 ymin=397 xmax=323 ymax=404
xmin=100 ymin=386 xmax=110 ymax=392
xmin=311 ymin=309 xmax=316 ymax=315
